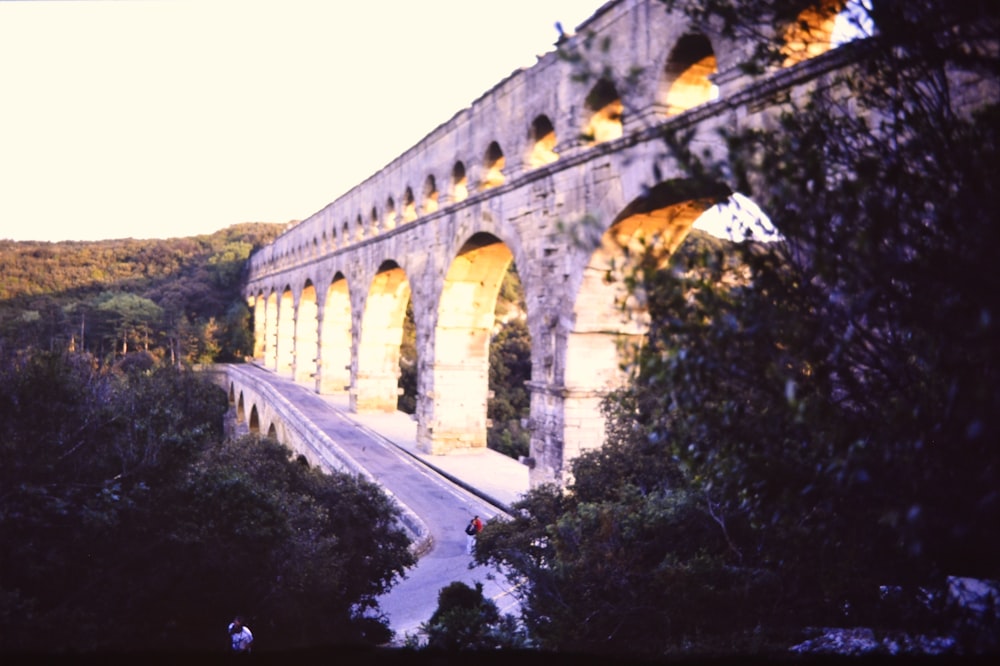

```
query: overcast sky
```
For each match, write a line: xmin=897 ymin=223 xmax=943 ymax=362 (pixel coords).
xmin=0 ymin=0 xmax=606 ymax=243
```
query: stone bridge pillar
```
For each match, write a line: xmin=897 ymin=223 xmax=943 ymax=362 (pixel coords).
xmin=352 ymin=369 xmax=401 ymax=412
xmin=425 ymin=354 xmax=490 ymax=454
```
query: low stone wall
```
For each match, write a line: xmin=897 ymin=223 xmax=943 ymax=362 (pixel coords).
xmin=205 ymin=364 xmax=432 ymax=556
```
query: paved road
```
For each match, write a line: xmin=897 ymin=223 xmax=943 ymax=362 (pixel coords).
xmin=236 ymin=365 xmax=521 ymax=642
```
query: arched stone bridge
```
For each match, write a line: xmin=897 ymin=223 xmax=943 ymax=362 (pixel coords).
xmin=242 ymin=0 xmax=857 ymax=486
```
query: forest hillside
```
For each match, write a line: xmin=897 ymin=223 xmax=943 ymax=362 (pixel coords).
xmin=0 ymin=222 xmax=286 ymax=363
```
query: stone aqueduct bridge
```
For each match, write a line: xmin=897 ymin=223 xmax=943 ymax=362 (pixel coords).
xmin=236 ymin=0 xmax=853 ymax=486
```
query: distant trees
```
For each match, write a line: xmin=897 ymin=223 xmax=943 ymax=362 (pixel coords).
xmin=0 ymin=349 xmax=415 ymax=652
xmin=476 ymin=0 xmax=999 ymax=657
xmin=0 ymin=223 xmax=283 ymax=364
xmin=93 ymin=292 xmax=163 ymax=354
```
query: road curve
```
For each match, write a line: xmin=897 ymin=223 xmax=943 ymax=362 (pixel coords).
xmin=233 ymin=365 xmax=520 ymax=641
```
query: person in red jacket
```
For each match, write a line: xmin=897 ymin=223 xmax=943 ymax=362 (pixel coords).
xmin=465 ymin=515 xmax=483 ymax=554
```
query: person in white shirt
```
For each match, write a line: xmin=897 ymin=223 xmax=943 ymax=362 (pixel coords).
xmin=228 ymin=616 xmax=254 ymax=653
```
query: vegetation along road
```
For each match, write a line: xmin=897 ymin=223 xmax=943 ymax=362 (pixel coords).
xmin=231 ymin=363 xmax=520 ymax=641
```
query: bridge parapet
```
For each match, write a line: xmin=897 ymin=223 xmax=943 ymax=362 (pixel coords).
xmin=212 ymin=364 xmax=432 ymax=552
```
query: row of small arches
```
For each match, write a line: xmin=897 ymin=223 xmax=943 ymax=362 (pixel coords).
xmin=262 ymin=34 xmax=716 ymax=268
xmin=261 ymin=2 xmax=856 ymax=268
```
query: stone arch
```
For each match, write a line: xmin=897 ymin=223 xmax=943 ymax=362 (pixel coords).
xmin=356 ymin=214 xmax=365 ymax=241
xmin=320 ymin=272 xmax=352 ymax=394
xmin=559 ymin=179 xmax=730 ymax=472
xmin=371 ymin=206 xmax=380 ymax=236
xmin=482 ymin=141 xmax=506 ymax=190
xmin=782 ymin=0 xmax=848 ymax=65
xmin=660 ymin=33 xmax=719 ymax=116
xmin=384 ymin=196 xmax=397 ymax=230
xmin=237 ymin=391 xmax=246 ymax=423
xmin=267 ymin=422 xmax=277 ymax=439
xmin=249 ymin=404 xmax=260 ymax=433
xmin=342 ymin=220 xmax=350 ymax=245
xmin=275 ymin=285 xmax=295 ymax=377
xmin=429 ymin=232 xmax=514 ymax=453
xmin=452 ymin=161 xmax=468 ymax=202
xmin=401 ymin=187 xmax=417 ymax=223
xmin=583 ymin=78 xmax=623 ymax=143
xmin=527 ymin=114 xmax=559 ymax=168
xmin=295 ymin=280 xmax=319 ymax=386
xmin=228 ymin=382 xmax=236 ymax=405
xmin=355 ymin=260 xmax=411 ymax=412
xmin=423 ymin=174 xmax=439 ymax=214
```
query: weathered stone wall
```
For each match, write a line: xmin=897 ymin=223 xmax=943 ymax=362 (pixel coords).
xmin=242 ymin=0 xmax=865 ymax=486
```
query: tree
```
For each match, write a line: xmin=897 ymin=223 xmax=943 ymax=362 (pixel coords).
xmin=420 ymin=581 xmax=528 ymax=651
xmin=477 ymin=0 xmax=999 ymax=656
xmin=487 ymin=318 xmax=532 ymax=459
xmin=0 ymin=350 xmax=415 ymax=652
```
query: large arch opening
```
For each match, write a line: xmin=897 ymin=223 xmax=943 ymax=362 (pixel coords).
xmin=430 ymin=233 xmax=519 ymax=454
xmin=294 ymin=280 xmax=319 ymax=386
xmin=527 ymin=114 xmax=559 ymax=168
xmin=560 ymin=181 xmax=730 ymax=467
xmin=487 ymin=263 xmax=531 ymax=461
xmin=782 ymin=0 xmax=858 ymax=65
xmin=660 ymin=33 xmax=719 ymax=116
xmin=355 ymin=261 xmax=411 ymax=412
xmin=583 ymin=78 xmax=623 ymax=143
xmin=397 ymin=300 xmax=418 ymax=415
xmin=319 ymin=273 xmax=352 ymax=394
xmin=275 ymin=286 xmax=295 ymax=377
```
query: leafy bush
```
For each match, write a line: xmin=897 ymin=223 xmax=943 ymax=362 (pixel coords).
xmin=0 ymin=350 xmax=414 ymax=652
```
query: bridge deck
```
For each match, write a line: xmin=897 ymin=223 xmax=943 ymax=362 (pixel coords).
xmin=233 ymin=364 xmax=528 ymax=640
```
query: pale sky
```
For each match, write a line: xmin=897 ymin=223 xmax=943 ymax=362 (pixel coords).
xmin=0 ymin=0 xmax=607 ymax=243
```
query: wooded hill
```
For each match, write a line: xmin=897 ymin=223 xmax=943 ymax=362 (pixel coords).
xmin=0 ymin=223 xmax=286 ymax=363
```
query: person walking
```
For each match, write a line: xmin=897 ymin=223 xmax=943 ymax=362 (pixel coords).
xmin=228 ymin=616 xmax=254 ymax=653
xmin=465 ymin=515 xmax=483 ymax=554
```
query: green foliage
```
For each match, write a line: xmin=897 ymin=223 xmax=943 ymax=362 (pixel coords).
xmin=0 ymin=223 xmax=284 ymax=363
xmin=397 ymin=300 xmax=417 ymax=414
xmin=477 ymin=0 xmax=999 ymax=656
xmin=0 ymin=349 xmax=414 ymax=652
xmin=420 ymin=581 xmax=529 ymax=651
xmin=488 ymin=318 xmax=532 ymax=459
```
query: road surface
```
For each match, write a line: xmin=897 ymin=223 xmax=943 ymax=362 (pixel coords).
xmin=236 ymin=365 xmax=521 ymax=642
